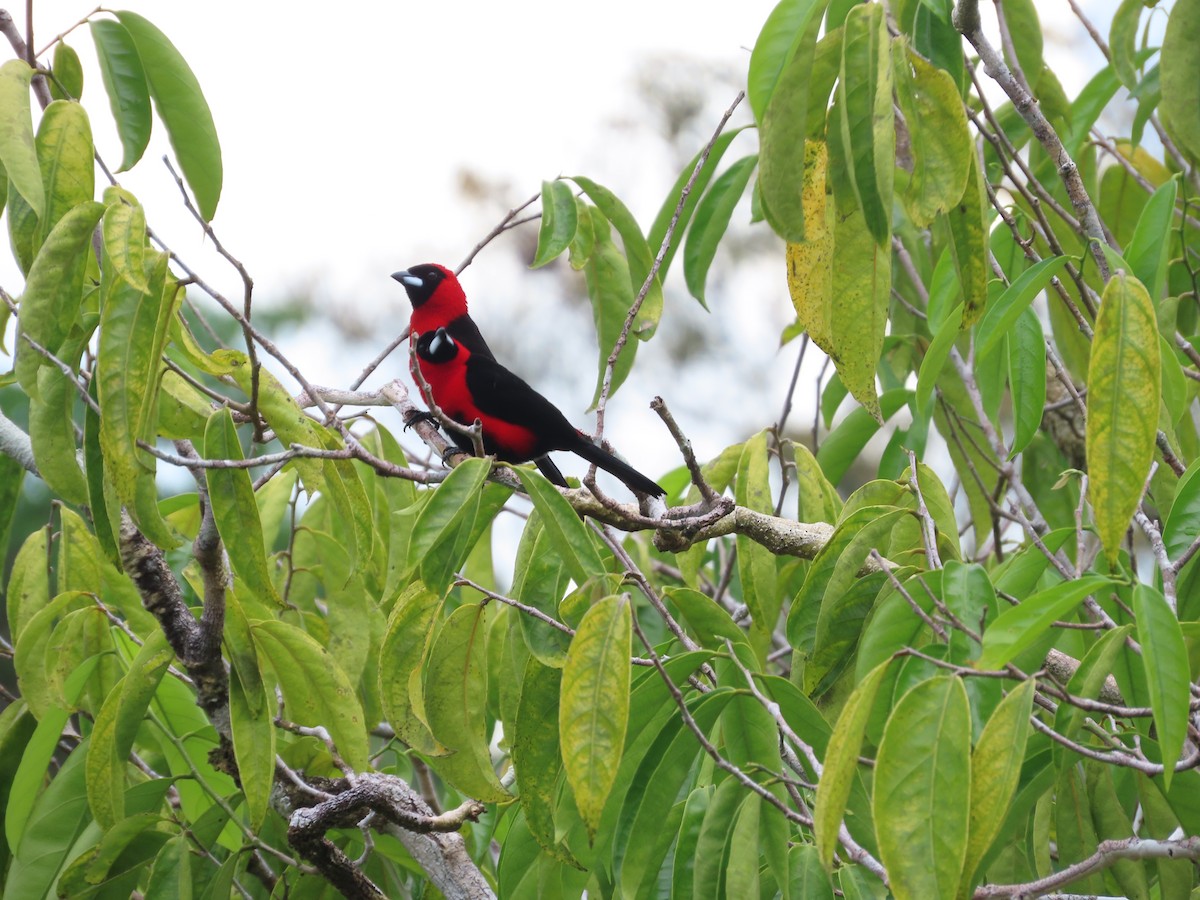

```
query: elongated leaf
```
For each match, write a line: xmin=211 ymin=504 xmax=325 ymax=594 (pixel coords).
xmin=513 ymin=657 xmax=576 ymax=862
xmin=758 ymin=0 xmax=826 ymax=241
xmin=35 ymin=101 xmax=95 ymax=248
xmin=977 ymin=575 xmax=1111 ymax=670
xmin=583 ymin=209 xmax=638 ymax=403
xmin=1125 ymin=177 xmax=1178 ymax=302
xmin=102 ymin=198 xmax=150 ymax=291
xmin=90 ymin=19 xmax=152 ymax=171
xmin=748 ymin=0 xmax=826 ymax=120
xmin=15 ymin=200 xmax=105 ymax=397
xmin=736 ymin=430 xmax=779 ymax=650
xmin=893 ymin=43 xmax=971 ymax=226
xmin=916 ymin=303 xmax=964 ymax=416
xmin=946 ymin=150 xmax=990 ymax=327
xmin=45 ymin=47 xmax=83 ymax=105
xmin=786 ymin=141 xmax=834 ymax=353
xmin=837 ymin=2 xmax=894 ymax=244
xmin=1160 ymin=0 xmax=1200 ymax=162
xmin=683 ymin=154 xmax=758 ymax=306
xmin=572 ymin=176 xmax=663 ymax=341
xmin=560 ymin=595 xmax=631 ymax=838
xmin=960 ymin=678 xmax=1035 ymax=897
xmin=3 ymin=739 xmax=90 ymax=900
xmin=116 ymin=12 xmax=222 ymax=219
xmin=874 ymin=676 xmax=970 ymax=900
xmin=975 ymin=255 xmax=1070 ymax=359
xmin=423 ymin=603 xmax=509 ymax=801
xmin=816 ymin=388 xmax=910 ymax=483
xmin=378 ymin=582 xmax=444 ymax=754
xmin=252 ymin=619 xmax=369 ymax=771
xmin=1086 ymin=272 xmax=1160 ymax=563
xmin=409 ymin=456 xmax=492 ymax=590
xmin=648 ymin=128 xmax=744 ymax=277
xmin=228 ymin=665 xmax=274 ymax=829
xmin=0 ymin=60 xmax=44 ymax=217
xmin=814 ymin=659 xmax=890 ymax=868
xmin=86 ymin=631 xmax=173 ymax=827
xmin=515 ymin=468 xmax=605 ymax=584
xmin=1007 ymin=306 xmax=1046 ymax=458
xmin=532 ymin=179 xmax=578 ymax=268
xmin=1164 ymin=457 xmax=1200 ymax=564
xmin=1109 ymin=0 xmax=1144 ymax=90
xmin=204 ymin=409 xmax=281 ymax=607
xmin=1134 ymin=585 xmax=1189 ymax=789
xmin=29 ymin=362 xmax=88 ymax=504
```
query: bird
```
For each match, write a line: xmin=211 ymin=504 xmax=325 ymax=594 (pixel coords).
xmin=392 ymin=263 xmax=567 ymax=486
xmin=413 ymin=326 xmax=665 ymax=497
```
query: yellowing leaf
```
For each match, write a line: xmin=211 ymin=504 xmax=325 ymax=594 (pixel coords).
xmin=1086 ymin=272 xmax=1160 ymax=563
xmin=560 ymin=594 xmax=631 ymax=838
xmin=786 ymin=141 xmax=834 ymax=353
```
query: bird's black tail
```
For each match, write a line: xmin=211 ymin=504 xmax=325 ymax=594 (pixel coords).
xmin=569 ymin=433 xmax=665 ymax=497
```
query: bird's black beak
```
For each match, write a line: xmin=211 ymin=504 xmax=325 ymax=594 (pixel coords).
xmin=391 ymin=270 xmax=423 ymax=290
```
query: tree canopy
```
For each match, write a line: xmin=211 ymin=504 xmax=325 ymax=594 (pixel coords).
xmin=2 ymin=0 xmax=1200 ymax=898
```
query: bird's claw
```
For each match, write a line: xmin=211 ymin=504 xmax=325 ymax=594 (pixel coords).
xmin=404 ymin=410 xmax=439 ymax=432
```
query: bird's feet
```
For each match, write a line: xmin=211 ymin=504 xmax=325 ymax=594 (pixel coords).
xmin=403 ymin=409 xmax=439 ymax=432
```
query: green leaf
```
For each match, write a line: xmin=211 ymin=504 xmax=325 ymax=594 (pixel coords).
xmin=671 ymin=787 xmax=713 ymax=899
xmin=975 ymin=255 xmax=1071 ymax=359
xmin=14 ymin=200 xmax=105 ymax=398
xmin=1134 ymin=585 xmax=1190 ymax=790
xmin=116 ymin=11 xmax=222 ymax=219
xmin=1006 ymin=306 xmax=1046 ymax=458
xmin=0 ymin=60 xmax=44 ymax=217
xmin=736 ymin=430 xmax=779 ymax=649
xmin=816 ymin=388 xmax=910 ymax=483
xmin=86 ymin=631 xmax=173 ymax=828
xmin=13 ymin=590 xmax=92 ymax=719
xmin=378 ymin=583 xmax=444 ymax=755
xmin=228 ymin=665 xmax=274 ymax=830
xmin=515 ymin=468 xmax=605 ymax=584
xmin=757 ymin=0 xmax=826 ymax=241
xmin=977 ymin=575 xmax=1111 ymax=670
xmin=29 ymin=363 xmax=89 ymax=504
xmin=3 ymin=739 xmax=91 ymax=900
xmin=647 ymin=128 xmax=745 ymax=278
xmin=789 ymin=844 xmax=835 ymax=899
xmin=999 ymin=0 xmax=1044 ymax=88
xmin=203 ymin=409 xmax=282 ymax=607
xmin=6 ymin=529 xmax=49 ymax=646
xmin=1109 ymin=0 xmax=1145 ymax=90
xmin=1164 ymin=457 xmax=1200 ymax=563
xmin=35 ymin=100 xmax=95 ymax=248
xmin=97 ymin=251 xmax=180 ymax=548
xmin=893 ymin=43 xmax=972 ymax=226
xmin=252 ymin=619 xmax=369 ymax=770
xmin=90 ymin=19 xmax=152 ymax=171
xmin=102 ymin=197 xmax=150 ymax=291
xmin=582 ymin=208 xmax=639 ymax=403
xmin=748 ymin=0 xmax=827 ymax=120
xmin=946 ymin=150 xmax=990 ymax=327
xmin=960 ymin=678 xmax=1035 ymax=896
xmin=408 ymin=456 xmax=493 ymax=592
xmin=423 ymin=603 xmax=509 ymax=801
xmin=786 ymin=141 xmax=835 ymax=353
xmin=1125 ymin=176 xmax=1178 ymax=301
xmin=50 ymin=42 xmax=85 ymax=100
xmin=683 ymin=154 xmax=758 ymax=306
xmin=512 ymin=657 xmax=576 ymax=863
xmin=874 ymin=676 xmax=971 ymax=900
xmin=560 ymin=595 xmax=631 ymax=839
xmin=1160 ymin=0 xmax=1200 ymax=163
xmin=836 ymin=2 xmax=894 ymax=244
xmin=1086 ymin=272 xmax=1161 ymax=563
xmin=532 ymin=179 xmax=578 ymax=268
xmin=813 ymin=659 xmax=890 ymax=869
xmin=915 ymin=303 xmax=963 ymax=416
xmin=572 ymin=176 xmax=663 ymax=340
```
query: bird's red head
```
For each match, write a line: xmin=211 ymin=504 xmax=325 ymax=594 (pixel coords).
xmin=391 ymin=263 xmax=466 ymax=320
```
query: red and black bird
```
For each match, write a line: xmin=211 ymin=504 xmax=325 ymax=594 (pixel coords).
xmin=392 ymin=264 xmax=566 ymax=486
xmin=412 ymin=325 xmax=665 ymax=497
